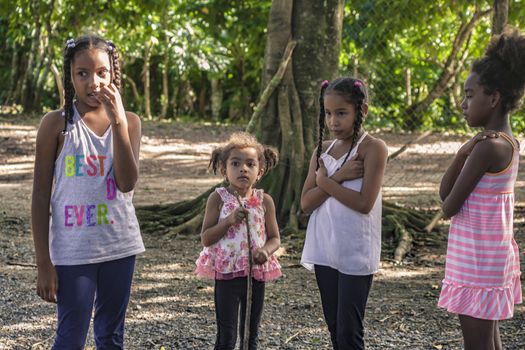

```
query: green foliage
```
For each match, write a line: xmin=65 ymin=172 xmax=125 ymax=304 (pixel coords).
xmin=1 ymin=0 xmax=524 ymax=132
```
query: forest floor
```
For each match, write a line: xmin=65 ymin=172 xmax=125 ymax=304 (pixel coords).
xmin=0 ymin=115 xmax=524 ymax=349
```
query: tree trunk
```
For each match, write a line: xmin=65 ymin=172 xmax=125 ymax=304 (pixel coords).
xmin=160 ymin=14 xmax=170 ymax=119
xmin=21 ymin=0 xmax=42 ymax=112
xmin=492 ymin=0 xmax=508 ymax=35
xmin=50 ymin=63 xmax=64 ymax=107
xmin=211 ymin=78 xmax=223 ymax=120
xmin=137 ymin=0 xmax=343 ymax=230
xmin=136 ymin=0 xmax=436 ymax=263
xmin=5 ymin=44 xmax=19 ymax=104
xmin=34 ymin=0 xmax=56 ymax=109
xmin=161 ymin=50 xmax=170 ymax=119
xmin=405 ymin=68 xmax=412 ymax=106
xmin=142 ymin=41 xmax=153 ymax=119
xmin=402 ymin=8 xmax=491 ymax=130
xmin=198 ymin=73 xmax=208 ymax=116
xmin=123 ymin=74 xmax=142 ymax=112
xmin=256 ymin=0 xmax=343 ymax=227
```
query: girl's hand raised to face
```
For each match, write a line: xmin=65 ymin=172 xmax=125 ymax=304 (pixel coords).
xmin=95 ymin=83 xmax=127 ymax=126
xmin=458 ymin=130 xmax=499 ymax=158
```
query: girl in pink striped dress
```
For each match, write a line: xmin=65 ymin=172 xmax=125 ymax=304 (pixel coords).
xmin=438 ymin=27 xmax=525 ymax=350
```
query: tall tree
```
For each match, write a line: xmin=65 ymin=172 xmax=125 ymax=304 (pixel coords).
xmin=137 ymin=0 xmax=345 ymax=232
xmin=492 ymin=0 xmax=509 ymax=35
xmin=252 ymin=0 xmax=344 ymax=227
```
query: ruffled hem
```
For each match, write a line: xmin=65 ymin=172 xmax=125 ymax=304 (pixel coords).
xmin=195 ymin=265 xmax=282 ymax=282
xmin=438 ymin=274 xmax=522 ymax=320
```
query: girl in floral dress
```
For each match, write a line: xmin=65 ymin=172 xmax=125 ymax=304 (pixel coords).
xmin=195 ymin=132 xmax=281 ymax=350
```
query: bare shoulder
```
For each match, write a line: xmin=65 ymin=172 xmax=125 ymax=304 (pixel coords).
xmin=321 ymin=140 xmax=334 ymax=153
xmin=362 ymin=134 xmax=388 ymax=158
xmin=40 ymin=109 xmax=64 ymax=130
xmin=262 ymin=192 xmax=276 ymax=211
xmin=207 ymin=190 xmax=221 ymax=205
xmin=472 ymin=136 xmax=508 ymax=158
xmin=125 ymin=111 xmax=142 ymax=128
xmin=311 ymin=140 xmax=334 ymax=158
xmin=38 ymin=110 xmax=65 ymax=138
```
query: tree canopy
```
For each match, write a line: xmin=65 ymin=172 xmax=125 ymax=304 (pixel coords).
xmin=2 ymin=0 xmax=524 ymax=132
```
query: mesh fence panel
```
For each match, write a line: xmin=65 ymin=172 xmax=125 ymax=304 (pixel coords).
xmin=340 ymin=1 xmax=525 ymax=210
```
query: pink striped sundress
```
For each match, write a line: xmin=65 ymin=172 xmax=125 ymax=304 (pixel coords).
xmin=438 ymin=133 xmax=522 ymax=320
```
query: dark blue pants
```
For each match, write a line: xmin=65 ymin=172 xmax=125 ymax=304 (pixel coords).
xmin=214 ymin=277 xmax=265 ymax=350
xmin=315 ymin=265 xmax=373 ymax=350
xmin=53 ymin=255 xmax=136 ymax=350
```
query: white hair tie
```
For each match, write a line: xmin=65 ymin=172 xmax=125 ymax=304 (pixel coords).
xmin=66 ymin=39 xmax=76 ymax=49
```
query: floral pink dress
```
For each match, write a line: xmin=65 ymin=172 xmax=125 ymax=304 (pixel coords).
xmin=195 ymin=187 xmax=281 ymax=281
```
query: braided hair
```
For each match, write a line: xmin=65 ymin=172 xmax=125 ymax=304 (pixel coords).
xmin=471 ymin=26 xmax=525 ymax=114
xmin=316 ymin=77 xmax=368 ymax=169
xmin=62 ymin=36 xmax=122 ymax=133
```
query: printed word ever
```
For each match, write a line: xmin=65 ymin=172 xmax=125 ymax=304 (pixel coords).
xmin=64 ymin=177 xmax=117 ymax=227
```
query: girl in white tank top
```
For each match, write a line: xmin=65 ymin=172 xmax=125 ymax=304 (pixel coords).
xmin=300 ymin=78 xmax=388 ymax=349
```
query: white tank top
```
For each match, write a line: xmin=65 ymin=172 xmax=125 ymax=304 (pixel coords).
xmin=49 ymin=105 xmax=145 ymax=265
xmin=301 ymin=132 xmax=382 ymax=275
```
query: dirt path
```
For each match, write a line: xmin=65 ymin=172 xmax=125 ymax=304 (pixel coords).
xmin=0 ymin=118 xmax=524 ymax=349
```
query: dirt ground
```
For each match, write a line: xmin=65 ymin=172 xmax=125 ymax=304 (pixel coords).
xmin=0 ymin=116 xmax=524 ymax=349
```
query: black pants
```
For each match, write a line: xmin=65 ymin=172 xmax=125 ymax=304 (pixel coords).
xmin=214 ymin=277 xmax=265 ymax=350
xmin=315 ymin=265 xmax=373 ymax=350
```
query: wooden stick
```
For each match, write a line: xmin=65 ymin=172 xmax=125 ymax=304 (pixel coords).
xmin=234 ymin=193 xmax=253 ymax=350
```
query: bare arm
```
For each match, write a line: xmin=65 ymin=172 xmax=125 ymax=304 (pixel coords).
xmin=440 ymin=131 xmax=498 ymax=201
xmin=31 ymin=111 xmax=62 ymax=303
xmin=201 ymin=192 xmax=246 ymax=247
xmin=300 ymin=149 xmax=331 ymax=214
xmin=442 ymin=138 xmax=510 ymax=218
xmin=111 ymin=111 xmax=141 ymax=192
xmin=261 ymin=194 xmax=281 ymax=253
xmin=300 ymin=146 xmax=363 ymax=214
xmin=97 ymin=84 xmax=140 ymax=192
xmin=316 ymin=138 xmax=388 ymax=214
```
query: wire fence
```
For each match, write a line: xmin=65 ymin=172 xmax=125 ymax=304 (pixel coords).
xmin=340 ymin=1 xmax=525 ymax=209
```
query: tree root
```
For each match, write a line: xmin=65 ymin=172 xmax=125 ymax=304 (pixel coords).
xmin=136 ymin=183 xmax=221 ymax=235
xmin=382 ymin=201 xmax=436 ymax=263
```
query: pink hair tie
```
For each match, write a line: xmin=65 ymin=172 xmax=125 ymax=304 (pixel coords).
xmin=354 ymin=80 xmax=362 ymax=87
xmin=321 ymin=80 xmax=329 ymax=88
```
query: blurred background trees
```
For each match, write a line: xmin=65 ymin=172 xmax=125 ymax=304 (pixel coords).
xmin=2 ymin=0 xmax=524 ymax=132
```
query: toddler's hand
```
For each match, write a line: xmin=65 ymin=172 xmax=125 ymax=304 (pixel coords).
xmin=253 ymin=248 xmax=269 ymax=265
xmin=459 ymin=130 xmax=498 ymax=157
xmin=228 ymin=207 xmax=248 ymax=226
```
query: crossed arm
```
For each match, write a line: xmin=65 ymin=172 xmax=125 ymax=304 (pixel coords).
xmin=440 ymin=132 xmax=510 ymax=218
xmin=300 ymin=138 xmax=388 ymax=215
